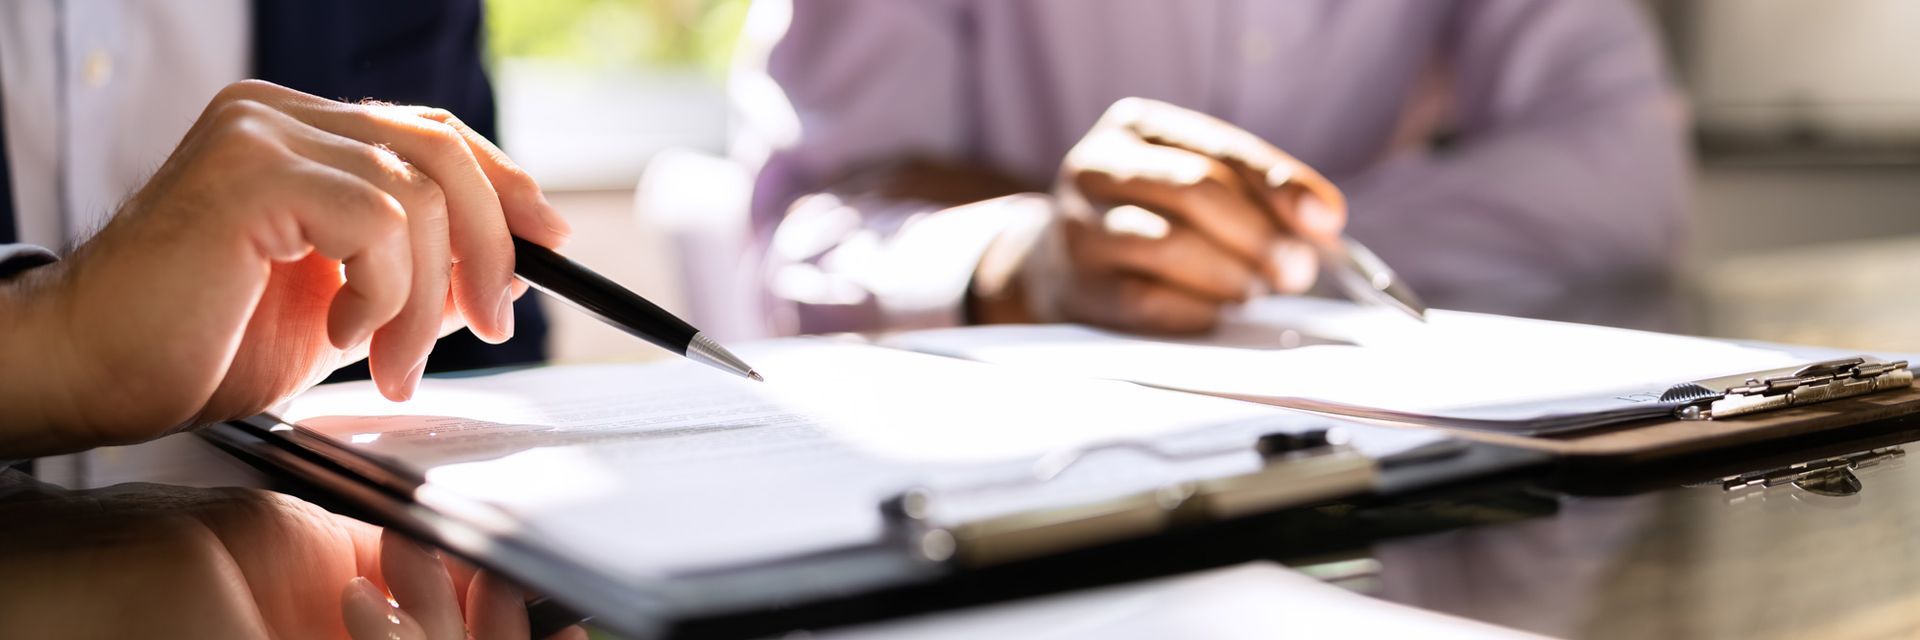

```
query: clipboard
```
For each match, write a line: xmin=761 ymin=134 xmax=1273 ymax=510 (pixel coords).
xmin=879 ymin=301 xmax=1920 ymax=446
xmin=189 ymin=337 xmax=1918 ymax=636
xmin=1208 ymin=356 xmax=1920 ymax=464
xmin=198 ymin=411 xmax=1546 ymax=639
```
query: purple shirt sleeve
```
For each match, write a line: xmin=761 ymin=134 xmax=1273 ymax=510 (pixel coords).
xmin=1342 ymin=0 xmax=1688 ymax=301
xmin=744 ymin=0 xmax=1688 ymax=334
xmin=744 ymin=0 xmax=1003 ymax=335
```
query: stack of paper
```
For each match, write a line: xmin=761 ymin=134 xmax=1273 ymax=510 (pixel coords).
xmin=284 ymin=340 xmax=1443 ymax=579
xmin=886 ymin=298 xmax=1815 ymax=433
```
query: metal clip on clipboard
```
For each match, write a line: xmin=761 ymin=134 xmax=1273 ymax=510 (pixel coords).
xmin=882 ymin=430 xmax=1377 ymax=568
xmin=1661 ymin=356 xmax=1914 ymax=421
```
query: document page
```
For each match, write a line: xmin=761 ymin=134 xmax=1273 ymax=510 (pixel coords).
xmin=825 ymin=562 xmax=1544 ymax=640
xmin=284 ymin=340 xmax=1443 ymax=579
xmin=886 ymin=298 xmax=1819 ymax=432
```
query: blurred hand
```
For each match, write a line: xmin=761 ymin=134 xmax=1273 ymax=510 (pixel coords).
xmin=975 ymin=98 xmax=1347 ymax=333
xmin=0 ymin=474 xmax=584 ymax=639
xmin=0 ymin=80 xmax=572 ymax=456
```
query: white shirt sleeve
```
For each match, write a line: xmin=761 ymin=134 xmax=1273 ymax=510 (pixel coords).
xmin=0 ymin=0 xmax=250 ymax=249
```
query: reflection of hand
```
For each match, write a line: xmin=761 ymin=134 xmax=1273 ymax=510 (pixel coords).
xmin=1012 ymin=98 xmax=1348 ymax=333
xmin=0 ymin=80 xmax=571 ymax=457
xmin=0 ymin=474 xmax=583 ymax=639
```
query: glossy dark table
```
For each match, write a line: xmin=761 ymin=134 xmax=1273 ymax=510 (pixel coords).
xmin=1369 ymin=447 xmax=1920 ymax=639
xmin=1362 ymin=248 xmax=1920 ymax=639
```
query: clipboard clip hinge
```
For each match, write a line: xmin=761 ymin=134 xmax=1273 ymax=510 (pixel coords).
xmin=1667 ymin=357 xmax=1913 ymax=421
xmin=882 ymin=429 xmax=1376 ymax=568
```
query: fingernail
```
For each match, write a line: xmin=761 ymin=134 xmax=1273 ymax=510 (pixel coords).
xmin=542 ymin=199 xmax=574 ymax=238
xmin=342 ymin=576 xmax=419 ymax=640
xmin=494 ymin=287 xmax=517 ymax=341
xmin=398 ymin=533 xmax=440 ymax=560
xmin=380 ymin=531 xmax=462 ymax=637
xmin=1101 ymin=205 xmax=1170 ymax=239
xmin=468 ymin=571 xmax=530 ymax=639
xmin=1264 ymin=165 xmax=1294 ymax=189
xmin=402 ymin=358 xmax=427 ymax=401
xmin=1296 ymin=193 xmax=1342 ymax=235
xmin=343 ymin=577 xmax=391 ymax=612
xmin=1267 ymin=239 xmax=1319 ymax=294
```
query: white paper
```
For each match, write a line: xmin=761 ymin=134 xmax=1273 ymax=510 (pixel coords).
xmin=285 ymin=339 xmax=1444 ymax=579
xmin=886 ymin=297 xmax=1815 ymax=430
xmin=823 ymin=562 xmax=1544 ymax=640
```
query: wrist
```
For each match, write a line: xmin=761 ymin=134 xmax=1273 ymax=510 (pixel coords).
xmin=0 ymin=264 xmax=90 ymax=456
xmin=967 ymin=260 xmax=1035 ymax=325
xmin=967 ymin=196 xmax=1062 ymax=325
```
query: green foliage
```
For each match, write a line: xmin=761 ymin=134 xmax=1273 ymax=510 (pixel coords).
xmin=486 ymin=0 xmax=752 ymax=74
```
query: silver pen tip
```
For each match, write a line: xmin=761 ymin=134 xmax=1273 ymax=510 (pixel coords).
xmin=686 ymin=332 xmax=762 ymax=381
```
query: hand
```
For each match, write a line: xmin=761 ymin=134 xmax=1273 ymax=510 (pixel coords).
xmin=976 ymin=98 xmax=1347 ymax=333
xmin=0 ymin=80 xmax=571 ymax=456
xmin=0 ymin=474 xmax=584 ymax=639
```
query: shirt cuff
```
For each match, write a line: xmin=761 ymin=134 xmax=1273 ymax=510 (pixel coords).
xmin=0 ymin=245 xmax=57 ymax=280
xmin=765 ymin=194 xmax=1048 ymax=334
xmin=1 ymin=246 xmax=57 ymax=469
xmin=867 ymin=196 xmax=1049 ymax=330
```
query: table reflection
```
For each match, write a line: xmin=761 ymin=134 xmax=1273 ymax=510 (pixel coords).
xmin=1367 ymin=449 xmax=1920 ymax=639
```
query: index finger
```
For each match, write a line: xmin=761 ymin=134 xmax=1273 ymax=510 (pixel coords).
xmin=1106 ymin=98 xmax=1347 ymax=242
xmin=220 ymin=80 xmax=517 ymax=344
xmin=409 ymin=108 xmax=572 ymax=249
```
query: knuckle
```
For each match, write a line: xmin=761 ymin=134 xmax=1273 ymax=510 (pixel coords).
xmin=1191 ymin=166 xmax=1237 ymax=197
xmin=1070 ymin=170 xmax=1110 ymax=197
xmin=356 ymin=142 xmax=400 ymax=169
xmin=414 ymin=120 xmax=467 ymax=154
xmin=1065 ymin=225 xmax=1123 ymax=270
xmin=1142 ymin=236 xmax=1181 ymax=265
xmin=344 ymin=183 xmax=408 ymax=229
xmin=1116 ymin=278 xmax=1157 ymax=308
xmin=359 ymin=146 xmax=447 ymax=213
xmin=1122 ymin=285 xmax=1205 ymax=331
xmin=204 ymin=102 xmax=283 ymax=155
xmin=209 ymin=98 xmax=267 ymax=127
xmin=410 ymin=171 xmax=449 ymax=210
xmin=212 ymin=79 xmax=273 ymax=105
xmin=1164 ymin=158 xmax=1231 ymax=200
xmin=493 ymin=159 xmax=537 ymax=192
xmin=372 ymin=198 xmax=410 ymax=237
xmin=1102 ymin=97 xmax=1153 ymax=127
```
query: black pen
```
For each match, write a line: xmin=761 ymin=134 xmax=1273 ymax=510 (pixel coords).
xmin=512 ymin=237 xmax=763 ymax=382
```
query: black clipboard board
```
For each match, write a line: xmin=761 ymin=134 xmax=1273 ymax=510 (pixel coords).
xmin=199 ymin=411 xmax=1546 ymax=639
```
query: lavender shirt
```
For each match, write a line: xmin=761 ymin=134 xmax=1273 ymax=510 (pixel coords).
xmin=741 ymin=0 xmax=1687 ymax=335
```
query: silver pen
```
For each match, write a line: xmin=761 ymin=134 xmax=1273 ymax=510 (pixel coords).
xmin=1316 ymin=235 xmax=1428 ymax=321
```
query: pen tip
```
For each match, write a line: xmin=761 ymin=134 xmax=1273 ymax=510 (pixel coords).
xmin=749 ymin=370 xmax=765 ymax=382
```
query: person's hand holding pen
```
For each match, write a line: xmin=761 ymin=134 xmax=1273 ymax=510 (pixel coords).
xmin=0 ymin=80 xmax=572 ymax=457
xmin=971 ymin=97 xmax=1350 ymax=333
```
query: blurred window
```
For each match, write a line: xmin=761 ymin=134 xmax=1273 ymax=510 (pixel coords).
xmin=485 ymin=0 xmax=750 ymax=190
